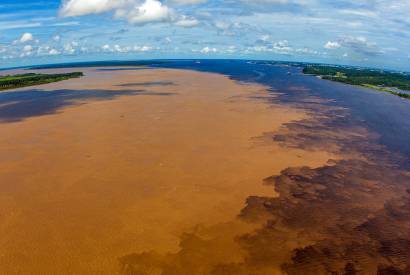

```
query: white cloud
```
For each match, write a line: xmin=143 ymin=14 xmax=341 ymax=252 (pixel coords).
xmin=274 ymin=40 xmax=289 ymax=48
xmin=20 ymin=52 xmax=32 ymax=58
xmin=20 ymin=44 xmax=34 ymax=58
xmin=338 ymin=9 xmax=377 ymax=18
xmin=117 ymin=0 xmax=171 ymax=25
xmin=60 ymin=0 xmax=172 ymax=25
xmin=200 ymin=46 xmax=217 ymax=54
xmin=324 ymin=41 xmax=341 ymax=49
xmin=53 ymin=35 xmax=61 ymax=42
xmin=23 ymin=45 xmax=33 ymax=52
xmin=135 ymin=45 xmax=154 ymax=51
xmin=174 ymin=16 xmax=199 ymax=27
xmin=295 ymin=47 xmax=319 ymax=55
xmin=52 ymin=21 xmax=80 ymax=26
xmin=2 ymin=55 xmax=15 ymax=60
xmin=19 ymin=33 xmax=34 ymax=44
xmin=101 ymin=43 xmax=155 ymax=53
xmin=0 ymin=22 xmax=42 ymax=31
xmin=339 ymin=36 xmax=383 ymax=56
xmin=60 ymin=0 xmax=200 ymax=27
xmin=48 ymin=48 xmax=60 ymax=55
xmin=225 ymin=45 xmax=237 ymax=54
xmin=102 ymin=44 xmax=111 ymax=51
xmin=64 ymin=43 xmax=75 ymax=54
xmin=60 ymin=0 xmax=126 ymax=17
xmin=246 ymin=39 xmax=323 ymax=57
xmin=36 ymin=45 xmax=61 ymax=56
xmin=37 ymin=45 xmax=51 ymax=55
xmin=113 ymin=44 xmax=122 ymax=52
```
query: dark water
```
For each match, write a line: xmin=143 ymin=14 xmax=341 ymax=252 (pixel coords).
xmin=152 ymin=60 xmax=410 ymax=167
xmin=0 ymin=89 xmax=173 ymax=123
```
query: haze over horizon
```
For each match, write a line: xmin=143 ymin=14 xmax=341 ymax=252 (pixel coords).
xmin=0 ymin=0 xmax=409 ymax=70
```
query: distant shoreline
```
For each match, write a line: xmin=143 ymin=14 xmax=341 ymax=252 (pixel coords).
xmin=1 ymin=59 xmax=409 ymax=74
xmin=0 ymin=72 xmax=83 ymax=91
xmin=302 ymin=65 xmax=410 ymax=99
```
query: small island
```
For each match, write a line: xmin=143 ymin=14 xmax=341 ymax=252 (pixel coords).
xmin=0 ymin=72 xmax=83 ymax=91
xmin=303 ymin=65 xmax=410 ymax=99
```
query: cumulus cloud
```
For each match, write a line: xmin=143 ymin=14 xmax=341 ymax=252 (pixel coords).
xmin=18 ymin=33 xmax=34 ymax=44
xmin=246 ymin=39 xmax=322 ymax=57
xmin=324 ymin=41 xmax=341 ymax=49
xmin=59 ymin=0 xmax=126 ymax=17
xmin=101 ymin=43 xmax=155 ymax=53
xmin=37 ymin=45 xmax=51 ymax=55
xmin=23 ymin=45 xmax=33 ymax=52
xmin=322 ymin=37 xmax=383 ymax=56
xmin=48 ymin=48 xmax=61 ymax=55
xmin=34 ymin=45 xmax=63 ymax=56
xmin=225 ymin=45 xmax=237 ymax=54
xmin=174 ymin=16 xmax=199 ymax=27
xmin=59 ymin=0 xmax=199 ymax=26
xmin=102 ymin=44 xmax=111 ymax=51
xmin=273 ymin=40 xmax=291 ymax=51
xmin=135 ymin=45 xmax=154 ymax=51
xmin=200 ymin=46 xmax=217 ymax=53
xmin=19 ymin=44 xmax=35 ymax=57
xmin=115 ymin=0 xmax=171 ymax=24
xmin=339 ymin=36 xmax=383 ymax=56
xmin=213 ymin=21 xmax=256 ymax=37
xmin=101 ymin=44 xmax=126 ymax=52
xmin=252 ymin=39 xmax=293 ymax=54
xmin=63 ymin=41 xmax=78 ymax=54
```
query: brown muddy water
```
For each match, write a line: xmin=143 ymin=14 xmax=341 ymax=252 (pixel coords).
xmin=0 ymin=68 xmax=336 ymax=274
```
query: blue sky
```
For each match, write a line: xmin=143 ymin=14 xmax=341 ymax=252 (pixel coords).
xmin=0 ymin=0 xmax=409 ymax=70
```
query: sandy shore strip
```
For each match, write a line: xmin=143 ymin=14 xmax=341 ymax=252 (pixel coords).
xmin=0 ymin=68 xmax=336 ymax=274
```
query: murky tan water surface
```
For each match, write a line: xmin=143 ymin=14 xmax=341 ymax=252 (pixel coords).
xmin=0 ymin=68 xmax=336 ymax=274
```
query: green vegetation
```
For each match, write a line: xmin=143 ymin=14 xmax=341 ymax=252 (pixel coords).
xmin=303 ymin=65 xmax=410 ymax=99
xmin=0 ymin=72 xmax=83 ymax=91
xmin=362 ymin=84 xmax=410 ymax=99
